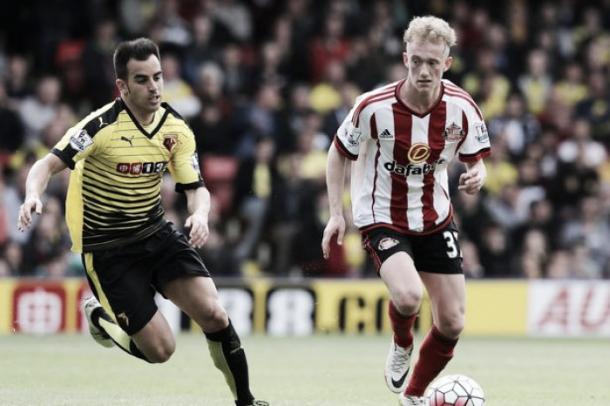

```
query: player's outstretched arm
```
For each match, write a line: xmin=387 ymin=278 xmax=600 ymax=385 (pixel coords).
xmin=458 ymin=158 xmax=487 ymax=195
xmin=17 ymin=153 xmax=67 ymax=231
xmin=184 ymin=186 xmax=211 ymax=248
xmin=322 ymin=143 xmax=348 ymax=259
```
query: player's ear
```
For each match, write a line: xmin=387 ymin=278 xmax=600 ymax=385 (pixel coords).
xmin=116 ymin=78 xmax=128 ymax=95
xmin=444 ymin=56 xmax=453 ymax=72
xmin=402 ymin=51 xmax=408 ymax=67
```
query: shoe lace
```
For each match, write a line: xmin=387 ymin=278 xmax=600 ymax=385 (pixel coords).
xmin=391 ymin=345 xmax=411 ymax=372
xmin=403 ymin=396 xmax=425 ymax=406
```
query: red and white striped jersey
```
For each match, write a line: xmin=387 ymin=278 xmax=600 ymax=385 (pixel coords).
xmin=334 ymin=79 xmax=491 ymax=234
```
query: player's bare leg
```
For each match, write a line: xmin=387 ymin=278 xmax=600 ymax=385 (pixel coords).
xmin=380 ymin=252 xmax=423 ymax=394
xmin=404 ymin=272 xmax=465 ymax=397
xmin=164 ymin=276 xmax=267 ymax=406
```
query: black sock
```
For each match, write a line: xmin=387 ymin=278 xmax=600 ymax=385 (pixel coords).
xmin=205 ymin=320 xmax=254 ymax=405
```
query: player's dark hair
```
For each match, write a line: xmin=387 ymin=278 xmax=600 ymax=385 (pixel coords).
xmin=113 ymin=38 xmax=160 ymax=80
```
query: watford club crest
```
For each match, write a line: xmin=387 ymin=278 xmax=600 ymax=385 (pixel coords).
xmin=163 ymin=134 xmax=177 ymax=151
xmin=443 ymin=122 xmax=465 ymax=142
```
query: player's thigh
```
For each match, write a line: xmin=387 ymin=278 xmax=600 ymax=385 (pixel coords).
xmin=164 ymin=275 xmax=228 ymax=331
xmin=420 ymin=272 xmax=466 ymax=337
xmin=380 ymin=252 xmax=424 ymax=308
xmin=364 ymin=228 xmax=424 ymax=309
xmin=132 ymin=310 xmax=176 ymax=359
xmin=83 ymin=251 xmax=158 ymax=336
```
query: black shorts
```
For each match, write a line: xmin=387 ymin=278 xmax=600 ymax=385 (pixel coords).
xmin=82 ymin=221 xmax=210 ymax=335
xmin=362 ymin=223 xmax=463 ymax=275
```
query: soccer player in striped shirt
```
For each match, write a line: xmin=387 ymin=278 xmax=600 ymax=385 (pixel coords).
xmin=322 ymin=16 xmax=490 ymax=406
xmin=17 ymin=38 xmax=267 ymax=406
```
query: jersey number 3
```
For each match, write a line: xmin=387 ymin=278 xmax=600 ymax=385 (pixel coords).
xmin=443 ymin=231 xmax=461 ymax=258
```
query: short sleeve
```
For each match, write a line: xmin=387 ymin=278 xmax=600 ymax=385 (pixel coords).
xmin=333 ymin=94 xmax=371 ymax=160
xmin=169 ymin=128 xmax=204 ymax=192
xmin=51 ymin=125 xmax=99 ymax=169
xmin=458 ymin=104 xmax=491 ymax=163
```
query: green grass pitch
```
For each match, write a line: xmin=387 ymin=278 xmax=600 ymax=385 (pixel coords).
xmin=1 ymin=334 xmax=608 ymax=405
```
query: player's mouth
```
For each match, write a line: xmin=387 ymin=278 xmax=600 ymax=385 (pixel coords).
xmin=149 ymin=95 xmax=161 ymax=103
xmin=417 ymin=80 xmax=432 ymax=85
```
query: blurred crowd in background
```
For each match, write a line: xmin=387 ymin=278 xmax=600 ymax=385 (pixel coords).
xmin=0 ymin=0 xmax=609 ymax=280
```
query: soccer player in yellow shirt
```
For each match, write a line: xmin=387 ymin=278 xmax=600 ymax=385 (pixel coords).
xmin=17 ymin=37 xmax=267 ymax=406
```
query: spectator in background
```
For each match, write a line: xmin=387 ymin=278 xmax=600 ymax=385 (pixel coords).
xmin=233 ymin=136 xmax=277 ymax=267
xmin=488 ymin=92 xmax=540 ymax=159
xmin=220 ymin=43 xmax=249 ymax=97
xmin=310 ymin=60 xmax=345 ymax=115
xmin=308 ymin=11 xmax=350 ymax=83
xmin=161 ymin=52 xmax=201 ymax=119
xmin=82 ymin=18 xmax=118 ymax=109
xmin=149 ymin=0 xmax=191 ymax=49
xmin=462 ymin=47 xmax=510 ymax=120
xmin=18 ymin=75 xmax=61 ymax=141
xmin=183 ymin=15 xmax=219 ymax=84
xmin=557 ymin=118 xmax=607 ymax=169
xmin=4 ymin=55 xmax=31 ymax=100
xmin=575 ymin=72 xmax=610 ymax=144
xmin=0 ymin=82 xmax=25 ymax=161
xmin=322 ymin=81 xmax=359 ymax=142
xmin=553 ymin=61 xmax=588 ymax=107
xmin=208 ymin=0 xmax=253 ymax=44
xmin=518 ymin=49 xmax=552 ymax=115
xmin=21 ymin=196 xmax=70 ymax=276
xmin=236 ymin=82 xmax=291 ymax=156
xmin=560 ymin=196 xmax=610 ymax=278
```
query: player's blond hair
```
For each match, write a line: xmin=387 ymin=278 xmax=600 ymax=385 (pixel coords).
xmin=403 ymin=16 xmax=457 ymax=52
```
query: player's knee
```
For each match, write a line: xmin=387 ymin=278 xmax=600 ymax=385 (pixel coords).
xmin=148 ymin=342 xmax=175 ymax=363
xmin=392 ymin=288 xmax=423 ymax=315
xmin=196 ymin=301 xmax=229 ymax=331
xmin=437 ymin=313 xmax=465 ymax=339
xmin=144 ymin=336 xmax=176 ymax=363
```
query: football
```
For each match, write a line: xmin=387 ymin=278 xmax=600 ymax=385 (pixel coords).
xmin=425 ymin=374 xmax=486 ymax=406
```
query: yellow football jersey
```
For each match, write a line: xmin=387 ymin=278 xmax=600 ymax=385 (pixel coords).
xmin=52 ymin=98 xmax=203 ymax=252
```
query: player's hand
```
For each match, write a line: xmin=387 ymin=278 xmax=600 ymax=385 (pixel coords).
xmin=458 ymin=168 xmax=483 ymax=195
xmin=185 ymin=213 xmax=209 ymax=248
xmin=321 ymin=215 xmax=345 ymax=259
xmin=17 ymin=196 xmax=43 ymax=232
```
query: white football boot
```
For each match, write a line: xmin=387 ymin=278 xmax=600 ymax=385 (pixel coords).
xmin=398 ymin=393 xmax=428 ymax=406
xmin=385 ymin=340 xmax=413 ymax=393
xmin=83 ymin=296 xmax=114 ymax=348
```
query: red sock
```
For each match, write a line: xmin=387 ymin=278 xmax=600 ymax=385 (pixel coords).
xmin=388 ymin=301 xmax=417 ymax=348
xmin=405 ymin=325 xmax=458 ymax=396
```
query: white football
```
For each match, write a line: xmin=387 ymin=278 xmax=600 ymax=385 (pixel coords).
xmin=425 ymin=374 xmax=485 ymax=406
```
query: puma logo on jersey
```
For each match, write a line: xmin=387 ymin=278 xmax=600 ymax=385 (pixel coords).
xmin=98 ymin=116 xmax=108 ymax=128
xmin=120 ymin=135 xmax=134 ymax=146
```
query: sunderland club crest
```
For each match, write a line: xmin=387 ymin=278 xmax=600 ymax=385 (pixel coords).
xmin=443 ymin=122 xmax=465 ymax=142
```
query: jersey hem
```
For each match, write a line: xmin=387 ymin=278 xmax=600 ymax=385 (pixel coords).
xmin=358 ymin=213 xmax=453 ymax=237
xmin=78 ymin=218 xmax=167 ymax=253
